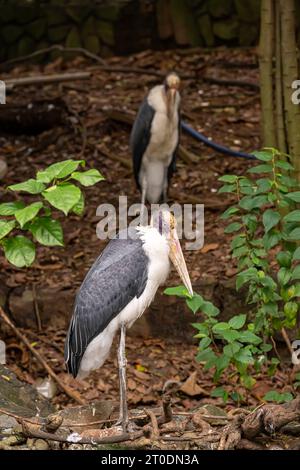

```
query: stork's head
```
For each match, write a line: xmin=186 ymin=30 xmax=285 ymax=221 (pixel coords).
xmin=164 ymin=72 xmax=180 ymax=116
xmin=151 ymin=209 xmax=193 ymax=297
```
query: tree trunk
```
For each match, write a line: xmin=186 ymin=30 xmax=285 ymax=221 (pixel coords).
xmin=280 ymin=0 xmax=300 ymax=180
xmin=275 ymin=4 xmax=287 ymax=153
xmin=259 ymin=0 xmax=276 ymax=147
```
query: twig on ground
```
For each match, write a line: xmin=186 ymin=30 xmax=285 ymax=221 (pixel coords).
xmin=5 ymin=72 xmax=91 ymax=90
xmin=281 ymin=327 xmax=294 ymax=358
xmin=32 ymin=284 xmax=42 ymax=332
xmin=0 ymin=306 xmax=84 ymax=405
xmin=144 ymin=409 xmax=159 ymax=439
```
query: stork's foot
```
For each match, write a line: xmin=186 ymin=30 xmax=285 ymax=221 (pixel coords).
xmin=115 ymin=418 xmax=139 ymax=433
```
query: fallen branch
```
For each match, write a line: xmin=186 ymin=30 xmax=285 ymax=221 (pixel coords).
xmin=203 ymin=76 xmax=260 ymax=91
xmin=0 ymin=306 xmax=84 ymax=405
xmin=5 ymin=72 xmax=91 ymax=90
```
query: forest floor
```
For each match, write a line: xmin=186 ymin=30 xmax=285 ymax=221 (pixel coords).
xmin=0 ymin=47 xmax=299 ymax=450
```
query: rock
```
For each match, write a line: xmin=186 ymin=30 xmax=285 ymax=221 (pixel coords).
xmin=170 ymin=0 xmax=193 ymax=45
xmin=198 ymin=14 xmax=215 ymax=46
xmin=239 ymin=23 xmax=258 ymax=46
xmin=1 ymin=25 xmax=23 ymax=44
xmin=96 ymin=20 xmax=115 ymax=46
xmin=57 ymin=400 xmax=117 ymax=428
xmin=65 ymin=27 xmax=82 ymax=49
xmin=48 ymin=25 xmax=70 ymax=42
xmin=83 ymin=35 xmax=101 ymax=54
xmin=66 ymin=6 xmax=91 ymax=24
xmin=15 ymin=6 xmax=37 ymax=25
xmin=26 ymin=18 xmax=47 ymax=40
xmin=17 ymin=36 xmax=36 ymax=57
xmin=234 ymin=0 xmax=260 ymax=23
xmin=0 ymin=364 xmax=54 ymax=418
xmin=95 ymin=5 xmax=121 ymax=22
xmin=46 ymin=7 xmax=68 ymax=26
xmin=9 ymin=286 xmax=74 ymax=329
xmin=193 ymin=404 xmax=228 ymax=425
xmin=208 ymin=0 xmax=234 ymax=18
xmin=0 ymin=414 xmax=18 ymax=430
xmin=156 ymin=0 xmax=173 ymax=40
xmin=34 ymin=439 xmax=49 ymax=450
xmin=213 ymin=17 xmax=239 ymax=40
xmin=0 ymin=159 xmax=7 ymax=180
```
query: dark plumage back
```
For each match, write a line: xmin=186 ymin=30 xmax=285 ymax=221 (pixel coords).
xmin=64 ymin=229 xmax=149 ymax=377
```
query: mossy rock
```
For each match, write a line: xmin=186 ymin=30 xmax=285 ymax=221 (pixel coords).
xmin=0 ymin=4 xmax=15 ymax=23
xmin=238 ymin=22 xmax=258 ymax=46
xmin=213 ymin=17 xmax=239 ymax=40
xmin=65 ymin=26 xmax=82 ymax=48
xmin=170 ymin=0 xmax=199 ymax=45
xmin=17 ymin=35 xmax=35 ymax=57
xmin=198 ymin=14 xmax=214 ymax=46
xmin=95 ymin=5 xmax=121 ymax=22
xmin=82 ymin=16 xmax=96 ymax=37
xmin=46 ymin=7 xmax=68 ymax=26
xmin=1 ymin=24 xmax=23 ymax=44
xmin=83 ymin=35 xmax=101 ymax=54
xmin=208 ymin=0 xmax=234 ymax=18
xmin=66 ymin=6 xmax=91 ymax=23
xmin=26 ymin=18 xmax=47 ymax=40
xmin=95 ymin=20 xmax=115 ymax=46
xmin=48 ymin=25 xmax=70 ymax=42
xmin=234 ymin=0 xmax=260 ymax=24
xmin=15 ymin=6 xmax=37 ymax=25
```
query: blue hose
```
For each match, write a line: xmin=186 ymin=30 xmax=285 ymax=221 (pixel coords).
xmin=181 ymin=121 xmax=257 ymax=160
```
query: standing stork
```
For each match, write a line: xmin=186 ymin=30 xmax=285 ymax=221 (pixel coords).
xmin=65 ymin=210 xmax=192 ymax=431
xmin=130 ymin=72 xmax=181 ymax=205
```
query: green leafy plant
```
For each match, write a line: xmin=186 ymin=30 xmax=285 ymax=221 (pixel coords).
xmin=165 ymin=148 xmax=300 ymax=399
xmin=0 ymin=159 xmax=104 ymax=267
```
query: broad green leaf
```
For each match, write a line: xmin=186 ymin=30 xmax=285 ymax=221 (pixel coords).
xmin=263 ymin=209 xmax=280 ymax=233
xmin=199 ymin=337 xmax=211 ymax=350
xmin=186 ymin=293 xmax=203 ymax=313
xmin=29 ymin=217 xmax=63 ymax=246
xmin=0 ymin=201 xmax=25 ymax=216
xmin=263 ymin=230 xmax=281 ymax=250
xmin=278 ymin=267 xmax=292 ymax=285
xmin=286 ymin=191 xmax=300 ymax=203
xmin=72 ymin=191 xmax=85 ymax=216
xmin=212 ymin=322 xmax=230 ymax=333
xmin=220 ymin=206 xmax=239 ymax=220
xmin=248 ymin=164 xmax=273 ymax=174
xmin=228 ymin=314 xmax=246 ymax=329
xmin=231 ymin=235 xmax=246 ymax=249
xmin=287 ymin=227 xmax=300 ymax=241
xmin=42 ymin=183 xmax=81 ymax=215
xmin=292 ymin=247 xmax=300 ymax=261
xmin=71 ymin=169 xmax=104 ymax=186
xmin=3 ymin=235 xmax=35 ymax=267
xmin=164 ymin=285 xmax=191 ymax=298
xmin=218 ymin=175 xmax=238 ymax=183
xmin=276 ymin=251 xmax=292 ymax=268
xmin=234 ymin=347 xmax=253 ymax=364
xmin=283 ymin=210 xmax=300 ymax=223
xmin=0 ymin=220 xmax=16 ymax=240
xmin=221 ymin=330 xmax=240 ymax=342
xmin=211 ymin=387 xmax=228 ymax=403
xmin=201 ymin=301 xmax=220 ymax=317
xmin=223 ymin=342 xmax=241 ymax=357
xmin=8 ymin=179 xmax=45 ymax=194
xmin=263 ymin=391 xmax=293 ymax=403
xmin=218 ymin=183 xmax=236 ymax=194
xmin=292 ymin=264 xmax=300 ymax=281
xmin=251 ymin=150 xmax=273 ymax=161
xmin=37 ymin=159 xmax=85 ymax=183
xmin=276 ymin=160 xmax=294 ymax=171
xmin=14 ymin=202 xmax=43 ymax=228
xmin=224 ymin=222 xmax=242 ymax=234
xmin=238 ymin=331 xmax=262 ymax=344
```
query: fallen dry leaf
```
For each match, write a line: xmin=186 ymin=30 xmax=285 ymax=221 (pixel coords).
xmin=180 ymin=371 xmax=209 ymax=397
xmin=201 ymin=243 xmax=219 ymax=253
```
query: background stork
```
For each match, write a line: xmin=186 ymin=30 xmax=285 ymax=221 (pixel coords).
xmin=130 ymin=72 xmax=181 ymax=205
xmin=65 ymin=210 xmax=192 ymax=431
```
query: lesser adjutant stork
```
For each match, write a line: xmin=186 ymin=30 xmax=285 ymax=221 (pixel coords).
xmin=130 ymin=72 xmax=181 ymax=204
xmin=65 ymin=210 xmax=192 ymax=430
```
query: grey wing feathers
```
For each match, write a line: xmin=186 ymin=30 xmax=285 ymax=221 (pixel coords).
xmin=130 ymin=98 xmax=155 ymax=189
xmin=65 ymin=230 xmax=148 ymax=377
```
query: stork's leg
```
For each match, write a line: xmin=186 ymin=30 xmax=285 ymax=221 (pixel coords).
xmin=162 ymin=167 xmax=168 ymax=203
xmin=117 ymin=322 xmax=129 ymax=431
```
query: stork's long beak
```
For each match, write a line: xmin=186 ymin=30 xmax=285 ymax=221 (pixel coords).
xmin=168 ymin=229 xmax=193 ymax=297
